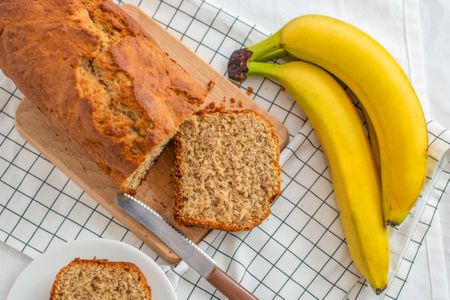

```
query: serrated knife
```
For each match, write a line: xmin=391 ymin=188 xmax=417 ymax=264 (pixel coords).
xmin=116 ymin=193 xmax=258 ymax=300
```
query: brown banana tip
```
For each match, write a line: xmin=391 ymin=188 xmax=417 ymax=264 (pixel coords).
xmin=386 ymin=220 xmax=399 ymax=227
xmin=227 ymin=49 xmax=253 ymax=81
xmin=375 ymin=286 xmax=386 ymax=295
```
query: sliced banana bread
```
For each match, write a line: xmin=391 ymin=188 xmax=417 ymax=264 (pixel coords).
xmin=50 ymin=258 xmax=151 ymax=300
xmin=174 ymin=110 xmax=281 ymax=231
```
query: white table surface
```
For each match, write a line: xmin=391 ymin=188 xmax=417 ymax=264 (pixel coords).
xmin=1 ymin=0 xmax=449 ymax=299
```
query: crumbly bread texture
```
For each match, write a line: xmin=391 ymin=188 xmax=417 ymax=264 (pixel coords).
xmin=0 ymin=0 xmax=206 ymax=192
xmin=174 ymin=110 xmax=281 ymax=231
xmin=50 ymin=258 xmax=151 ymax=300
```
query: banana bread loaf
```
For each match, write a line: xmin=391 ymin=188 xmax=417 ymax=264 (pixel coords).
xmin=174 ymin=110 xmax=281 ymax=231
xmin=0 ymin=0 xmax=206 ymax=192
xmin=50 ymin=258 xmax=151 ymax=299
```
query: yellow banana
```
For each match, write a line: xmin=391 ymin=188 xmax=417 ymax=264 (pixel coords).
xmin=246 ymin=61 xmax=389 ymax=293
xmin=229 ymin=15 xmax=428 ymax=226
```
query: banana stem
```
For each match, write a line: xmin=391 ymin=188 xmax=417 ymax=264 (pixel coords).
xmin=247 ymin=31 xmax=284 ymax=62
xmin=227 ymin=32 xmax=285 ymax=81
xmin=247 ymin=62 xmax=283 ymax=81
xmin=254 ymin=48 xmax=286 ymax=62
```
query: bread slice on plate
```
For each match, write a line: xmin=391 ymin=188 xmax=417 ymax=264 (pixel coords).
xmin=50 ymin=258 xmax=151 ymax=300
xmin=174 ymin=110 xmax=281 ymax=231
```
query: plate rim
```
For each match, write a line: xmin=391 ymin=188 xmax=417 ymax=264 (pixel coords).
xmin=7 ymin=238 xmax=177 ymax=300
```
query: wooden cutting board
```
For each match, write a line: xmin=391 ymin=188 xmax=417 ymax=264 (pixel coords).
xmin=15 ymin=4 xmax=289 ymax=264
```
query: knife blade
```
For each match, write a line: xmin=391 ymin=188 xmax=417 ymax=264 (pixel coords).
xmin=116 ymin=193 xmax=257 ymax=300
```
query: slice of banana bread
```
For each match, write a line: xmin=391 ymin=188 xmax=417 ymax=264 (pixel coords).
xmin=50 ymin=258 xmax=151 ymax=300
xmin=174 ymin=110 xmax=281 ymax=231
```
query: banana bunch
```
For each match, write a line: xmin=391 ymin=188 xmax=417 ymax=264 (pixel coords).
xmin=227 ymin=15 xmax=428 ymax=293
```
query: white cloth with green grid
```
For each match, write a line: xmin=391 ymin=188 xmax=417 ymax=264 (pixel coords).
xmin=0 ymin=0 xmax=449 ymax=299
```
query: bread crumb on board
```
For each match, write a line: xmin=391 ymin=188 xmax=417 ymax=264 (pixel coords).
xmin=208 ymin=96 xmax=246 ymax=110
xmin=206 ymin=102 xmax=226 ymax=112
xmin=246 ymin=86 xmax=254 ymax=96
xmin=207 ymin=80 xmax=216 ymax=92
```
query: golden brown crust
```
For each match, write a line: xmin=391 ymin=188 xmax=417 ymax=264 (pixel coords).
xmin=0 ymin=0 xmax=206 ymax=191
xmin=50 ymin=258 xmax=151 ymax=300
xmin=173 ymin=109 xmax=281 ymax=231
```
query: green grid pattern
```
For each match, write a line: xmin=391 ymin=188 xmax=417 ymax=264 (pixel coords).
xmin=0 ymin=0 xmax=449 ymax=299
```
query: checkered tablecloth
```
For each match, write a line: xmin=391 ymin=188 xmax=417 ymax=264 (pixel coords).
xmin=0 ymin=0 xmax=449 ymax=299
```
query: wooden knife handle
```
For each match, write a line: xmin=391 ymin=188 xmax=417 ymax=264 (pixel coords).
xmin=206 ymin=266 xmax=258 ymax=300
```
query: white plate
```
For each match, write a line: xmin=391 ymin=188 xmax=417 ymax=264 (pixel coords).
xmin=7 ymin=238 xmax=176 ymax=300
